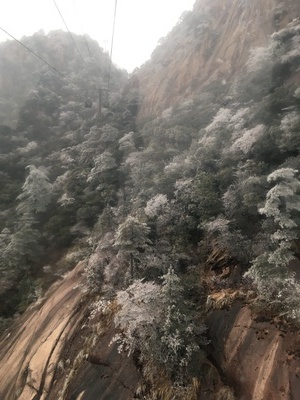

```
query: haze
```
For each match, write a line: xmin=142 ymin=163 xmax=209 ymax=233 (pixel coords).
xmin=0 ymin=0 xmax=195 ymax=72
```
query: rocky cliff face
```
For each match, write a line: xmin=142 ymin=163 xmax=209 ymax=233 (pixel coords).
xmin=1 ymin=1 xmax=300 ymax=399
xmin=208 ymin=304 xmax=300 ymax=400
xmin=136 ymin=0 xmax=300 ymax=121
xmin=0 ymin=261 xmax=142 ymax=400
xmin=1 ymin=268 xmax=300 ymax=400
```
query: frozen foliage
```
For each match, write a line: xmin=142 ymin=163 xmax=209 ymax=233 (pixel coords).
xmin=144 ymin=194 xmax=168 ymax=217
xmin=112 ymin=269 xmax=206 ymax=384
xmin=295 ymin=87 xmax=300 ymax=98
xmin=279 ymin=111 xmax=300 ymax=151
xmin=89 ymin=299 xmax=111 ymax=321
xmin=87 ymin=151 xmax=117 ymax=182
xmin=83 ymin=251 xmax=106 ymax=294
xmin=247 ymin=168 xmax=300 ymax=318
xmin=114 ymin=216 xmax=151 ymax=251
xmin=57 ymin=193 xmax=75 ymax=206
xmin=99 ymin=124 xmax=120 ymax=145
xmin=280 ymin=112 xmax=300 ymax=133
xmin=150 ymin=268 xmax=207 ymax=383
xmin=231 ymin=124 xmax=265 ymax=154
xmin=259 ymin=168 xmax=300 ymax=229
xmin=16 ymin=165 xmax=53 ymax=215
xmin=229 ymin=107 xmax=251 ymax=132
xmin=205 ymin=216 xmax=251 ymax=264
xmin=247 ymin=253 xmax=300 ymax=320
xmin=53 ymin=171 xmax=71 ymax=191
xmin=205 ymin=216 xmax=229 ymax=234
xmin=199 ymin=105 xmax=253 ymax=161
xmin=164 ymin=153 xmax=193 ymax=176
xmin=112 ymin=280 xmax=163 ymax=354
xmin=114 ymin=216 xmax=152 ymax=279
xmin=118 ymin=132 xmax=135 ymax=154
xmin=205 ymin=108 xmax=232 ymax=134
xmin=246 ymin=45 xmax=274 ymax=74
xmin=161 ymin=266 xmax=183 ymax=301
xmin=16 ymin=141 xmax=38 ymax=154
xmin=272 ymin=21 xmax=300 ymax=64
xmin=0 ymin=216 xmax=43 ymax=287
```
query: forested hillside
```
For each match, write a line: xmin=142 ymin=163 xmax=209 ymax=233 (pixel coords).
xmin=0 ymin=30 xmax=127 ymax=318
xmin=1 ymin=1 xmax=300 ymax=399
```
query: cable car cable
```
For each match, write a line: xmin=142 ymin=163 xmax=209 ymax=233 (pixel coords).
xmin=0 ymin=26 xmax=76 ymax=84
xmin=107 ymin=0 xmax=118 ymax=91
xmin=52 ymin=0 xmax=85 ymax=62
xmin=71 ymin=0 xmax=92 ymax=59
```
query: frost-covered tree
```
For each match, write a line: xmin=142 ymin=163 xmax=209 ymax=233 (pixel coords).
xmin=205 ymin=216 xmax=251 ymax=264
xmin=99 ymin=124 xmax=120 ymax=146
xmin=257 ymin=168 xmax=300 ymax=270
xmin=230 ymin=124 xmax=265 ymax=154
xmin=112 ymin=279 xmax=163 ymax=353
xmin=16 ymin=165 xmax=53 ymax=215
xmin=114 ymin=216 xmax=152 ymax=279
xmin=111 ymin=268 xmax=206 ymax=385
xmin=118 ymin=132 xmax=135 ymax=155
xmin=0 ymin=228 xmax=12 ymax=293
xmin=87 ymin=151 xmax=117 ymax=183
xmin=246 ymin=168 xmax=300 ymax=316
xmin=144 ymin=194 xmax=168 ymax=218
xmin=150 ymin=268 xmax=206 ymax=383
xmin=279 ymin=111 xmax=300 ymax=151
xmin=0 ymin=215 xmax=43 ymax=293
xmin=3 ymin=216 xmax=43 ymax=268
xmin=0 ymin=165 xmax=53 ymax=288
xmin=259 ymin=168 xmax=300 ymax=231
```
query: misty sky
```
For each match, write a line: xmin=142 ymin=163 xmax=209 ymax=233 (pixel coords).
xmin=0 ymin=0 xmax=195 ymax=72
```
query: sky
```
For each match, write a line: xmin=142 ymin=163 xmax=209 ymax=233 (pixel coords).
xmin=0 ymin=0 xmax=195 ymax=72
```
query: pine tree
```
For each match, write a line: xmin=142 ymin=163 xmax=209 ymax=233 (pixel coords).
xmin=16 ymin=165 xmax=53 ymax=215
xmin=246 ymin=168 xmax=300 ymax=315
xmin=0 ymin=165 xmax=52 ymax=289
xmin=114 ymin=216 xmax=151 ymax=279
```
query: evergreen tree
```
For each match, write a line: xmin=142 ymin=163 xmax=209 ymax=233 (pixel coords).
xmin=150 ymin=268 xmax=206 ymax=383
xmin=246 ymin=168 xmax=300 ymax=316
xmin=16 ymin=165 xmax=53 ymax=215
xmin=114 ymin=216 xmax=152 ymax=279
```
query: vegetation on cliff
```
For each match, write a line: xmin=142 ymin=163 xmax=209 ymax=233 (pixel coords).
xmin=0 ymin=2 xmax=300 ymax=398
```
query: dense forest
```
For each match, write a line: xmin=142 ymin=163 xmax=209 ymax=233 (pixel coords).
xmin=1 ymin=2 xmax=300 ymax=399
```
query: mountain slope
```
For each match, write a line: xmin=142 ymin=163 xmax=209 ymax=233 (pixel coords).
xmin=1 ymin=1 xmax=300 ymax=399
xmin=0 ymin=30 xmax=126 ymax=127
xmin=136 ymin=0 xmax=300 ymax=121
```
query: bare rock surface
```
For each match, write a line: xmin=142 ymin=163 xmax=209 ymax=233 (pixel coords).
xmin=0 ymin=262 xmax=141 ymax=400
xmin=0 ymin=262 xmax=85 ymax=400
xmin=136 ymin=0 xmax=300 ymax=122
xmin=208 ymin=304 xmax=300 ymax=400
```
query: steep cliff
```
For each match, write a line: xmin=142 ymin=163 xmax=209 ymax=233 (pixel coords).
xmin=1 ymin=0 xmax=300 ymax=399
xmin=208 ymin=304 xmax=300 ymax=400
xmin=136 ymin=0 xmax=300 ymax=121
xmin=0 ymin=261 xmax=142 ymax=400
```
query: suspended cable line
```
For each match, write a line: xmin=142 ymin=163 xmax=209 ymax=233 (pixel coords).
xmin=107 ymin=0 xmax=118 ymax=91
xmin=0 ymin=26 xmax=76 ymax=84
xmin=71 ymin=0 xmax=92 ymax=59
xmin=52 ymin=0 xmax=85 ymax=62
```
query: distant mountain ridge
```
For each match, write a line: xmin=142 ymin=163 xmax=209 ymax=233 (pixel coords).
xmin=0 ymin=30 xmax=125 ymax=127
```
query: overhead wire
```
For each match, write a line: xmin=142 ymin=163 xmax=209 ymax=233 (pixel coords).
xmin=107 ymin=0 xmax=118 ymax=91
xmin=1 ymin=1 xmax=119 ymax=105
xmin=0 ymin=26 xmax=76 ymax=84
xmin=71 ymin=0 xmax=92 ymax=59
xmin=52 ymin=0 xmax=85 ymax=62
